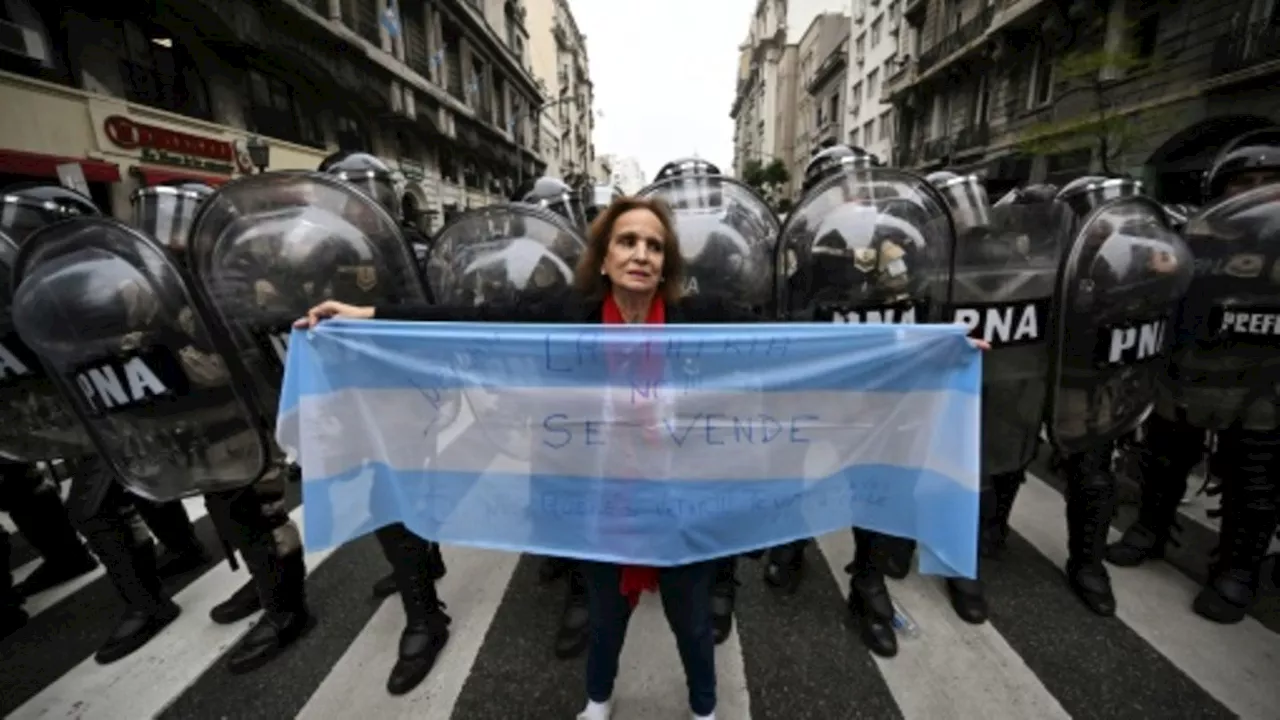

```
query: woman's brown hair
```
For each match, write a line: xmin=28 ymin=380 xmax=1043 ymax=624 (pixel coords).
xmin=573 ymin=196 xmax=686 ymax=304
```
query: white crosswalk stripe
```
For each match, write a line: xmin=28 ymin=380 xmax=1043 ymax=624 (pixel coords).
xmin=2 ymin=474 xmax=1278 ymax=720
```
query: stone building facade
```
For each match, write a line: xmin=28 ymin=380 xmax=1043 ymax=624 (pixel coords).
xmin=884 ymin=0 xmax=1280 ymax=201
xmin=0 ymin=0 xmax=551 ymax=227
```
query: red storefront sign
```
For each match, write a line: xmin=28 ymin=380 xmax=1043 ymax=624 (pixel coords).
xmin=103 ymin=115 xmax=254 ymax=175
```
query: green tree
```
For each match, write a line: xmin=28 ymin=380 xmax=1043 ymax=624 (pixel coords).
xmin=742 ymin=158 xmax=791 ymax=202
xmin=1017 ymin=33 xmax=1155 ymax=175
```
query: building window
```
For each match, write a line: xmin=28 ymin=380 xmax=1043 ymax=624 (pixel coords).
xmin=443 ymin=21 xmax=463 ymax=99
xmin=863 ymin=119 xmax=874 ymax=142
xmin=828 ymin=93 xmax=839 ymax=122
xmin=871 ymin=18 xmax=882 ymax=48
xmin=1130 ymin=12 xmax=1159 ymax=60
xmin=850 ymin=127 xmax=860 ymax=146
xmin=1027 ymin=43 xmax=1053 ymax=108
xmin=114 ymin=20 xmax=210 ymax=120
xmin=973 ymin=73 xmax=989 ymax=125
xmin=852 ymin=81 xmax=862 ymax=107
xmin=336 ymin=114 xmax=370 ymax=152
xmin=471 ymin=56 xmax=491 ymax=117
xmin=0 ymin=0 xmax=56 ymax=71
xmin=867 ymin=69 xmax=879 ymax=102
xmin=855 ymin=33 xmax=865 ymax=58
xmin=440 ymin=148 xmax=459 ymax=183
xmin=879 ymin=110 xmax=892 ymax=140
xmin=247 ymin=69 xmax=323 ymax=149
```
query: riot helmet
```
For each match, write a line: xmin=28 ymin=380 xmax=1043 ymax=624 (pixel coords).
xmin=926 ymin=170 xmax=991 ymax=239
xmin=318 ymin=151 xmax=403 ymax=222
xmin=514 ymin=175 xmax=587 ymax=230
xmin=131 ymin=182 xmax=215 ymax=252
xmin=0 ymin=183 xmax=101 ymax=244
xmin=994 ymin=183 xmax=1060 ymax=207
xmin=653 ymin=157 xmax=721 ymax=183
xmin=586 ymin=184 xmax=624 ymax=223
xmin=1203 ymin=128 xmax=1280 ymax=202
xmin=801 ymin=145 xmax=877 ymax=198
xmin=1056 ymin=175 xmax=1144 ymax=220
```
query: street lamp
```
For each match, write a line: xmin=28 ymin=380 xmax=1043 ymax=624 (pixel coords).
xmin=246 ymin=136 xmax=270 ymax=173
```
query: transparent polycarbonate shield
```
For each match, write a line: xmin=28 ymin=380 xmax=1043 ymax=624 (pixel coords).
xmin=1158 ymin=185 xmax=1280 ymax=430
xmin=10 ymin=217 xmax=269 ymax=501
xmin=775 ymin=168 xmax=955 ymax=324
xmin=638 ymin=175 xmax=779 ymax=313
xmin=186 ymin=171 xmax=430 ymax=425
xmin=1046 ymin=197 xmax=1194 ymax=454
xmin=425 ymin=203 xmax=586 ymax=307
xmin=131 ymin=184 xmax=212 ymax=251
xmin=422 ymin=203 xmax=587 ymax=461
xmin=0 ymin=231 xmax=91 ymax=462
xmin=950 ymin=200 xmax=1073 ymax=474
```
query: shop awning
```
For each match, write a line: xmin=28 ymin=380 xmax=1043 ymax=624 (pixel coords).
xmin=0 ymin=149 xmax=121 ymax=183
xmin=134 ymin=166 xmax=231 ymax=186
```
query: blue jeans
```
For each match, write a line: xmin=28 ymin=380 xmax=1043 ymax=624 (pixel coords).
xmin=581 ymin=560 xmax=716 ymax=716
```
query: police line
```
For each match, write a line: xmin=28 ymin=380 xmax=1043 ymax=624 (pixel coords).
xmin=276 ymin=320 xmax=983 ymax=578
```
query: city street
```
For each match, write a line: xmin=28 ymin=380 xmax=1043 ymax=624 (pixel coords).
xmin=2 ymin=451 xmax=1277 ymax=719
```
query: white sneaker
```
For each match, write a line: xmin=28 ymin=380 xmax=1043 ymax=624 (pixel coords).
xmin=576 ymin=699 xmax=612 ymax=720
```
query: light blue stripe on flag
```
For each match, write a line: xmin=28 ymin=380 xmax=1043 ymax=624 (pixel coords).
xmin=278 ymin=321 xmax=982 ymax=578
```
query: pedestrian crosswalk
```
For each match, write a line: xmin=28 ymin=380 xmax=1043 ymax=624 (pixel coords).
xmin=3 ymin=472 xmax=1278 ymax=719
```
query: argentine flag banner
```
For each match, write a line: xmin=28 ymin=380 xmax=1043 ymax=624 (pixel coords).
xmin=277 ymin=320 xmax=982 ymax=578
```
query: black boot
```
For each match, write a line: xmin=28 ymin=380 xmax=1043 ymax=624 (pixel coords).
xmin=982 ymin=471 xmax=1025 ymax=559
xmin=1063 ymin=449 xmax=1117 ymax=617
xmin=710 ymin=557 xmax=738 ymax=645
xmin=1 ymin=530 xmax=29 ymax=640
xmin=763 ymin=539 xmax=807 ymax=593
xmin=1107 ymin=417 xmax=1200 ymax=567
xmin=84 ymin=520 xmax=180 ymax=664
xmin=946 ymin=488 xmax=994 ymax=624
xmin=225 ymin=550 xmax=313 ymax=674
xmin=373 ymin=541 xmax=445 ymax=598
xmin=1192 ymin=431 xmax=1278 ymax=625
xmin=554 ymin=564 xmax=589 ymax=659
xmin=847 ymin=529 xmax=898 ymax=657
xmin=538 ymin=555 xmax=572 ymax=584
xmin=8 ymin=477 xmax=98 ymax=597
xmin=135 ymin=498 xmax=210 ymax=577
xmin=377 ymin=526 xmax=452 ymax=695
xmin=879 ymin=536 xmax=915 ymax=580
xmin=210 ymin=579 xmax=261 ymax=624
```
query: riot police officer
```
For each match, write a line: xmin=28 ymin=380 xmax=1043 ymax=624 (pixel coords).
xmin=515 ymin=175 xmax=589 ymax=232
xmin=186 ymin=169 xmax=451 ymax=692
xmin=639 ymin=157 xmax=779 ymax=646
xmin=1044 ymin=174 xmax=1192 ymax=616
xmin=126 ymin=180 xmax=219 ymax=576
xmin=775 ymin=153 xmax=957 ymax=657
xmin=797 ymin=144 xmax=879 ymax=198
xmin=1107 ymin=129 xmax=1280 ymax=624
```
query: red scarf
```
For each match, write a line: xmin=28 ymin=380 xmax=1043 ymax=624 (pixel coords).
xmin=602 ymin=292 xmax=665 ymax=608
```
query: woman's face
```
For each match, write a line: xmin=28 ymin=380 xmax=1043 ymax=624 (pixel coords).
xmin=603 ymin=208 xmax=666 ymax=295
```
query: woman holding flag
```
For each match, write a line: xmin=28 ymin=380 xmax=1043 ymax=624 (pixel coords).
xmin=298 ymin=196 xmax=987 ymax=720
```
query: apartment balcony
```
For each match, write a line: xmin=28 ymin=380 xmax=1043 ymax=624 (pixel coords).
xmin=806 ymin=40 xmax=849 ymax=94
xmin=952 ymin=123 xmax=990 ymax=153
xmin=297 ymin=0 xmax=324 ymax=13
xmin=348 ymin=0 xmax=381 ymax=47
xmin=1211 ymin=21 xmax=1280 ymax=76
xmin=904 ymin=0 xmax=926 ymax=25
xmin=882 ymin=56 xmax=917 ymax=101
xmin=553 ymin=19 xmax=571 ymax=48
xmin=917 ymin=5 xmax=995 ymax=74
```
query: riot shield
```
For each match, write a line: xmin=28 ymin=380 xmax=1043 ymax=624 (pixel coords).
xmin=10 ymin=217 xmax=269 ymax=501
xmin=425 ymin=203 xmax=586 ymax=307
xmin=132 ymin=183 xmax=213 ymax=252
xmin=776 ymin=167 xmax=955 ymax=323
xmin=0 ymin=231 xmax=92 ymax=462
xmin=186 ymin=171 xmax=431 ymax=425
xmin=949 ymin=200 xmax=1073 ymax=475
xmin=1158 ymin=185 xmax=1280 ymax=430
xmin=1046 ymin=196 xmax=1193 ymax=454
xmin=422 ymin=203 xmax=587 ymax=460
xmin=637 ymin=175 xmax=779 ymax=313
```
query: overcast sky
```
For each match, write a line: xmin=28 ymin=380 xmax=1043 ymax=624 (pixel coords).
xmin=572 ymin=0 xmax=753 ymax=180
